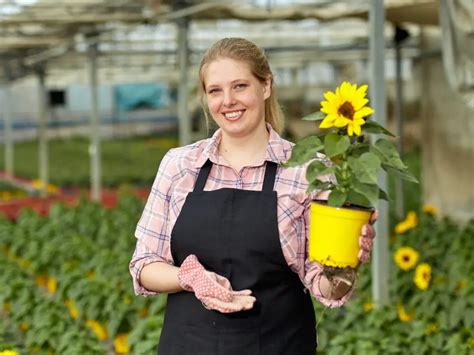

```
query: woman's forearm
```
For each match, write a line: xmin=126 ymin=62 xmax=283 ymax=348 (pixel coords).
xmin=140 ymin=262 xmax=183 ymax=294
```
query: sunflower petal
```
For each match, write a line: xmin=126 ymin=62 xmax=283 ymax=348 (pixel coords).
xmin=347 ymin=124 xmax=354 ymax=136
xmin=353 ymin=123 xmax=362 ymax=136
xmin=335 ymin=117 xmax=349 ymax=127
xmin=319 ymin=115 xmax=337 ymax=128
xmin=354 ymin=98 xmax=369 ymax=111
xmin=354 ymin=106 xmax=374 ymax=119
xmin=323 ymin=91 xmax=337 ymax=102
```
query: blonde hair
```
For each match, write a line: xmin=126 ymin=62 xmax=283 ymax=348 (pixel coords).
xmin=198 ymin=37 xmax=284 ymax=134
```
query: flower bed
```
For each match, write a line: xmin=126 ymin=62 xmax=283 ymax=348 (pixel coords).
xmin=1 ymin=195 xmax=472 ymax=354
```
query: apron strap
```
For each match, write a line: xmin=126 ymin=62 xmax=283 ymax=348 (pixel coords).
xmin=262 ymin=161 xmax=278 ymax=192
xmin=194 ymin=159 xmax=213 ymax=192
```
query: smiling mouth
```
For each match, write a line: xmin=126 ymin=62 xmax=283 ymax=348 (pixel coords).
xmin=222 ymin=110 xmax=244 ymax=121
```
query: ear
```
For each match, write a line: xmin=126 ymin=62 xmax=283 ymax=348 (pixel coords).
xmin=263 ymin=76 xmax=272 ymax=100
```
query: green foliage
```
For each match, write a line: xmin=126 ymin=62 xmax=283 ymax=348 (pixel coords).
xmin=283 ymin=115 xmax=418 ymax=208
xmin=0 ymin=134 xmax=177 ymax=187
xmin=315 ymin=213 xmax=474 ymax=354
xmin=0 ymin=193 xmax=167 ymax=354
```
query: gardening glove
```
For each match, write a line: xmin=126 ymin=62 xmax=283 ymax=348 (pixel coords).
xmin=177 ymin=254 xmax=256 ymax=313
xmin=358 ymin=210 xmax=378 ymax=264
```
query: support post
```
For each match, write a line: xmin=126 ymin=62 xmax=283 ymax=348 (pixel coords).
xmin=88 ymin=42 xmax=102 ymax=202
xmin=1 ymin=74 xmax=14 ymax=176
xmin=177 ymin=17 xmax=191 ymax=146
xmin=37 ymin=67 xmax=49 ymax=197
xmin=369 ymin=0 xmax=390 ymax=307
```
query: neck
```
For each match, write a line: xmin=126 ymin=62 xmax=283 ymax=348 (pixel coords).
xmin=218 ymin=123 xmax=269 ymax=169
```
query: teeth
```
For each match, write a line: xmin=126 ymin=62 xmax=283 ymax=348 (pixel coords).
xmin=224 ymin=111 xmax=242 ymax=118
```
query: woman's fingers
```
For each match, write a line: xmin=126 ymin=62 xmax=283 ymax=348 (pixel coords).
xmin=359 ymin=236 xmax=373 ymax=251
xmin=201 ymin=294 xmax=256 ymax=313
xmin=369 ymin=210 xmax=379 ymax=225
xmin=361 ymin=224 xmax=376 ymax=239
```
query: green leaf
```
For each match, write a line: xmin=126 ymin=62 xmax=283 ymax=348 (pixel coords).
xmin=371 ymin=139 xmax=406 ymax=170
xmin=346 ymin=189 xmax=372 ymax=208
xmin=306 ymin=160 xmax=334 ymax=182
xmin=324 ymin=133 xmax=350 ymax=158
xmin=282 ymin=136 xmax=323 ymax=167
xmin=347 ymin=152 xmax=381 ymax=184
xmin=353 ymin=181 xmax=379 ymax=207
xmin=328 ymin=189 xmax=347 ymax=207
xmin=378 ymin=186 xmax=390 ymax=201
xmin=382 ymin=165 xmax=419 ymax=183
xmin=302 ymin=111 xmax=326 ymax=121
xmin=362 ymin=120 xmax=396 ymax=137
xmin=306 ymin=179 xmax=332 ymax=194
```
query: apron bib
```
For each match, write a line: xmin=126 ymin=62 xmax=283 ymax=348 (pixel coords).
xmin=158 ymin=160 xmax=316 ymax=355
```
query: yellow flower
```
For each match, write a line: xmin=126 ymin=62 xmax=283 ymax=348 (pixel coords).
xmin=35 ymin=274 xmax=48 ymax=287
xmin=397 ymin=304 xmax=413 ymax=322
xmin=422 ymin=204 xmax=438 ymax=215
xmin=363 ymin=302 xmax=374 ymax=312
xmin=394 ymin=246 xmax=419 ymax=271
xmin=425 ymin=323 xmax=439 ymax=335
xmin=414 ymin=263 xmax=431 ymax=290
xmin=457 ymin=279 xmax=467 ymax=290
xmin=319 ymin=81 xmax=374 ymax=136
xmin=0 ymin=350 xmax=19 ymax=355
xmin=114 ymin=333 xmax=130 ymax=354
xmin=47 ymin=277 xmax=57 ymax=294
xmin=65 ymin=299 xmax=79 ymax=319
xmin=394 ymin=211 xmax=418 ymax=234
xmin=85 ymin=320 xmax=108 ymax=341
xmin=19 ymin=322 xmax=29 ymax=331
xmin=139 ymin=307 xmax=148 ymax=318
xmin=468 ymin=336 xmax=474 ymax=348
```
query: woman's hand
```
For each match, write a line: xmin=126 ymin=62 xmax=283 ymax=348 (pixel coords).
xmin=178 ymin=254 xmax=256 ymax=313
xmin=357 ymin=210 xmax=378 ymax=263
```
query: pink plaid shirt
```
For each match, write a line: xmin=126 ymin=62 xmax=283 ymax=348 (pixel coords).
xmin=130 ymin=124 xmax=354 ymax=308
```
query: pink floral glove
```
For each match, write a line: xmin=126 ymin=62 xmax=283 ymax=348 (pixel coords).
xmin=357 ymin=210 xmax=378 ymax=263
xmin=178 ymin=255 xmax=255 ymax=313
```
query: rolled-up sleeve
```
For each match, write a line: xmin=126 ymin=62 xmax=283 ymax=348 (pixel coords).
xmin=129 ymin=150 xmax=176 ymax=296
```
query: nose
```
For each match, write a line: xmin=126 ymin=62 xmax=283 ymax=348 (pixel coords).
xmin=223 ymin=89 xmax=236 ymax=107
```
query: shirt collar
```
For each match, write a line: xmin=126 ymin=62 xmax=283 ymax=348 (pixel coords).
xmin=194 ymin=123 xmax=287 ymax=168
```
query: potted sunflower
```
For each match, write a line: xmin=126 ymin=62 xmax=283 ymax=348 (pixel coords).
xmin=283 ymin=82 xmax=418 ymax=269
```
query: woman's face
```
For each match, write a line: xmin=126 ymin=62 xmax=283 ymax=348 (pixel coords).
xmin=203 ymin=58 xmax=271 ymax=139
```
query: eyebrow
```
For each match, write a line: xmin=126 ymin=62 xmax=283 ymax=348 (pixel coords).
xmin=206 ymin=79 xmax=249 ymax=90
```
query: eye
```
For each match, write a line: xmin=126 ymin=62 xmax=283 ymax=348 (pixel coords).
xmin=235 ymin=83 xmax=248 ymax=90
xmin=207 ymin=88 xmax=221 ymax=95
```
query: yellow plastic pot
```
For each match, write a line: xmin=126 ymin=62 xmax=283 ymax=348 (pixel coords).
xmin=309 ymin=201 xmax=372 ymax=268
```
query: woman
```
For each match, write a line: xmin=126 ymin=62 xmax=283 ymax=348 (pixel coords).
xmin=129 ymin=38 xmax=376 ymax=354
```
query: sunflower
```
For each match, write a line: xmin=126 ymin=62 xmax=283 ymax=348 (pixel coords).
xmin=422 ymin=204 xmax=438 ymax=215
xmin=394 ymin=211 xmax=418 ymax=234
xmin=65 ymin=299 xmax=79 ymax=319
xmin=0 ymin=350 xmax=19 ymax=355
xmin=397 ymin=304 xmax=413 ymax=322
xmin=86 ymin=320 xmax=109 ymax=341
xmin=319 ymin=81 xmax=374 ymax=136
xmin=114 ymin=333 xmax=130 ymax=354
xmin=394 ymin=246 xmax=419 ymax=271
xmin=414 ymin=263 xmax=431 ymax=290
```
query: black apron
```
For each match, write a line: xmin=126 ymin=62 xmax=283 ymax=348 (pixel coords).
xmin=158 ymin=159 xmax=316 ymax=355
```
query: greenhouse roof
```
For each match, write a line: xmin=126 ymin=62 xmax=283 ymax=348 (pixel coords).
xmin=0 ymin=0 xmax=438 ymax=81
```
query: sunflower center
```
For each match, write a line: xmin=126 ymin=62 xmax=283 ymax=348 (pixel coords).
xmin=403 ymin=255 xmax=410 ymax=262
xmin=338 ymin=101 xmax=355 ymax=120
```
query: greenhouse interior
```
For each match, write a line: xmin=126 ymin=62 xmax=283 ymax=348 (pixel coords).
xmin=0 ymin=0 xmax=473 ymax=354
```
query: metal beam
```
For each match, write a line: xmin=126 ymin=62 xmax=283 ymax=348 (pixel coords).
xmin=36 ymin=67 xmax=49 ymax=197
xmin=369 ymin=0 xmax=390 ymax=307
xmin=177 ymin=17 xmax=191 ymax=146
xmin=87 ymin=42 xmax=102 ymax=202
xmin=0 ymin=79 xmax=14 ymax=176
